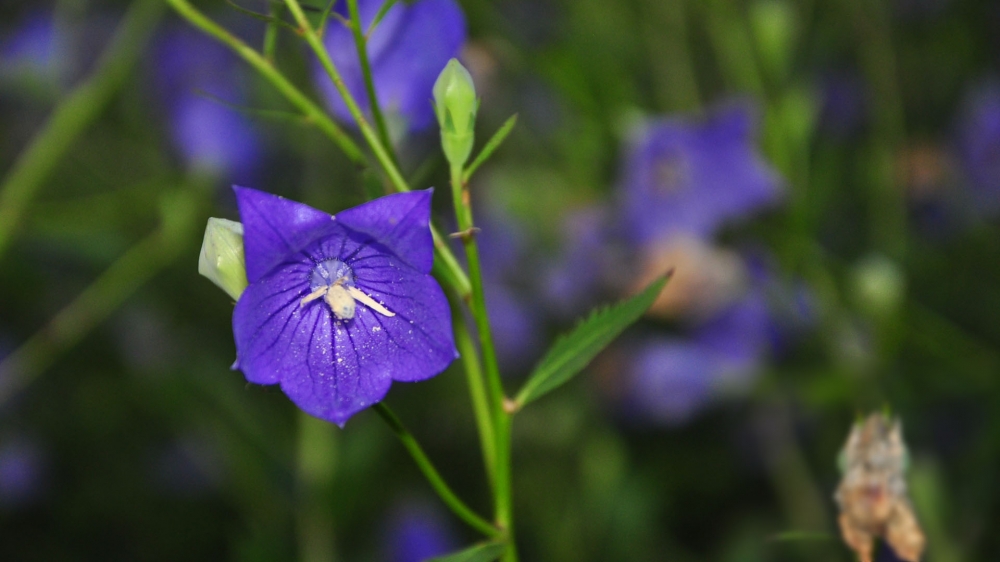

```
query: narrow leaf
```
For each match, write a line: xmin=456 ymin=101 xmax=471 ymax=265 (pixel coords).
xmin=223 ymin=0 xmax=300 ymax=33
xmin=463 ymin=114 xmax=518 ymax=182
xmin=514 ymin=273 xmax=671 ymax=409
xmin=191 ymin=89 xmax=312 ymax=125
xmin=365 ymin=0 xmax=401 ymax=37
xmin=427 ymin=541 xmax=507 ymax=562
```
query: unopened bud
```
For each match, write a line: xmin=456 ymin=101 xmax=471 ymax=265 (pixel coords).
xmin=851 ymin=254 xmax=905 ymax=319
xmin=433 ymin=58 xmax=478 ymax=168
xmin=198 ymin=218 xmax=248 ymax=300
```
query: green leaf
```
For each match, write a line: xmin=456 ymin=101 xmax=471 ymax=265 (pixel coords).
xmin=514 ymin=273 xmax=671 ymax=409
xmin=427 ymin=541 xmax=507 ymax=562
xmin=463 ymin=114 xmax=518 ymax=182
xmin=365 ymin=0 xmax=401 ymax=37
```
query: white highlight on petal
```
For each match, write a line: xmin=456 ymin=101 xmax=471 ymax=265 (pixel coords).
xmin=347 ymin=286 xmax=396 ymax=317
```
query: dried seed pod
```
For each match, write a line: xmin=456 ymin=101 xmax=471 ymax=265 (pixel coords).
xmin=834 ymin=413 xmax=925 ymax=562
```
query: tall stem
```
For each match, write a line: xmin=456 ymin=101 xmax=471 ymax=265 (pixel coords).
xmin=0 ymin=0 xmax=164 ymax=259
xmin=372 ymin=403 xmax=499 ymax=538
xmin=345 ymin=0 xmax=396 ymax=164
xmin=451 ymin=296 xmax=497 ymax=489
xmin=448 ymin=165 xmax=517 ymax=559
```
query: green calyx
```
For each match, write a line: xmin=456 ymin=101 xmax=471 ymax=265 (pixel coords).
xmin=198 ymin=217 xmax=249 ymax=300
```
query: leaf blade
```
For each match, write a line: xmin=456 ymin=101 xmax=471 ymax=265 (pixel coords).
xmin=427 ymin=541 xmax=507 ymax=562
xmin=514 ymin=273 xmax=671 ymax=409
xmin=463 ymin=114 xmax=518 ymax=182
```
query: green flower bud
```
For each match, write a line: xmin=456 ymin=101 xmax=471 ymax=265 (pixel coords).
xmin=851 ymin=254 xmax=905 ymax=320
xmin=198 ymin=218 xmax=248 ymax=300
xmin=750 ymin=0 xmax=797 ymax=83
xmin=433 ymin=58 xmax=478 ymax=168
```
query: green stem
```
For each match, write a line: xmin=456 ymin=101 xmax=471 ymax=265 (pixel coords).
xmin=450 ymin=294 xmax=497 ymax=489
xmin=165 ymin=0 xmax=365 ymax=165
xmin=346 ymin=0 xmax=396 ymax=163
xmin=284 ymin=0 xmax=407 ymax=194
xmin=700 ymin=0 xmax=765 ymax=95
xmin=0 ymin=0 xmax=164 ymax=259
xmin=296 ymin=411 xmax=338 ymax=562
xmin=372 ymin=403 xmax=499 ymax=538
xmin=641 ymin=0 xmax=700 ymax=111
xmin=166 ymin=0 xmax=472 ymax=300
xmin=0 ymin=189 xmax=201 ymax=407
xmin=448 ymin=165 xmax=516 ymax=558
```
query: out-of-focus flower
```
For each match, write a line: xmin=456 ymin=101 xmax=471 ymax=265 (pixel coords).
xmin=836 ymin=413 xmax=925 ymax=562
xmin=624 ymin=338 xmax=715 ymax=425
xmin=317 ymin=0 xmax=466 ymax=135
xmin=381 ymin=500 xmax=457 ymax=562
xmin=817 ymin=71 xmax=868 ymax=139
xmin=541 ymin=207 xmax=623 ymax=321
xmin=956 ymin=84 xmax=1000 ymax=212
xmin=631 ymin=235 xmax=747 ymax=322
xmin=0 ymin=11 xmax=63 ymax=89
xmin=147 ymin=434 xmax=223 ymax=498
xmin=153 ymin=27 xmax=262 ymax=178
xmin=0 ymin=436 xmax=46 ymax=509
xmin=619 ymin=102 xmax=783 ymax=243
xmin=230 ymin=187 xmax=456 ymax=426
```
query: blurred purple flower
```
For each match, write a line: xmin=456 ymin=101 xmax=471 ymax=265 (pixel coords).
xmin=956 ymin=83 xmax=1000 ymax=213
xmin=382 ymin=500 xmax=457 ymax=562
xmin=0 ymin=11 xmax=61 ymax=81
xmin=147 ymin=434 xmax=224 ymax=498
xmin=625 ymin=339 xmax=715 ymax=425
xmin=541 ymin=207 xmax=622 ymax=321
xmin=0 ymin=437 xmax=46 ymax=508
xmin=153 ymin=27 xmax=262 ymax=178
xmin=619 ymin=102 xmax=783 ymax=243
xmin=817 ymin=71 xmax=868 ymax=139
xmin=231 ymin=187 xmax=456 ymax=426
xmin=317 ymin=0 xmax=466 ymax=133
xmin=472 ymin=206 xmax=544 ymax=372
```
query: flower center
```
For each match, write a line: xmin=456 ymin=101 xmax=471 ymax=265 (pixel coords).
xmin=300 ymin=259 xmax=395 ymax=320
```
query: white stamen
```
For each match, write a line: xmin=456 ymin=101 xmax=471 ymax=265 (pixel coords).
xmin=300 ymin=286 xmax=328 ymax=306
xmin=325 ymin=285 xmax=356 ymax=319
xmin=347 ymin=286 xmax=396 ymax=317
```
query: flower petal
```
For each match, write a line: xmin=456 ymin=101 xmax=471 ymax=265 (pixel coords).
xmin=344 ymin=247 xmax=457 ymax=382
xmin=234 ymin=186 xmax=337 ymax=282
xmin=335 ymin=189 xmax=435 ymax=273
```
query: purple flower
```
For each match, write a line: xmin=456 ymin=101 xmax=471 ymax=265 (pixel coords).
xmin=619 ymin=102 xmax=783 ymax=242
xmin=541 ymin=207 xmax=621 ymax=321
xmin=0 ymin=11 xmax=61 ymax=81
xmin=231 ymin=187 xmax=456 ymax=426
xmin=381 ymin=500 xmax=457 ymax=562
xmin=317 ymin=0 xmax=466 ymax=133
xmin=625 ymin=339 xmax=715 ymax=425
xmin=956 ymin=83 xmax=1000 ymax=213
xmin=0 ymin=437 xmax=46 ymax=508
xmin=153 ymin=27 xmax=262 ymax=178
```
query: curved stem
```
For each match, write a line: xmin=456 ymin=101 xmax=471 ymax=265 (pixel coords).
xmin=346 ymin=0 xmax=396 ymax=163
xmin=372 ymin=403 xmax=499 ymax=538
xmin=0 ymin=0 xmax=164 ymax=259
xmin=165 ymin=0 xmax=365 ymax=165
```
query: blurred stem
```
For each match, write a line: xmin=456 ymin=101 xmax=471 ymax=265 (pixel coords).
xmin=449 ymin=165 xmax=517 ymax=560
xmin=346 ymin=0 xmax=397 ymax=165
xmin=296 ymin=411 xmax=338 ymax=562
xmin=166 ymin=0 xmax=471 ymax=299
xmin=450 ymin=295 xmax=498 ymax=490
xmin=372 ymin=403 xmax=500 ymax=538
xmin=0 ymin=188 xmax=203 ymax=407
xmin=165 ymin=0 xmax=364 ymax=164
xmin=264 ymin=3 xmax=283 ymax=62
xmin=756 ymin=399 xmax=831 ymax=537
xmin=842 ymin=0 xmax=907 ymax=260
xmin=640 ymin=0 xmax=700 ymax=111
xmin=0 ymin=0 xmax=164 ymax=260
xmin=700 ymin=0 xmax=765 ymax=95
